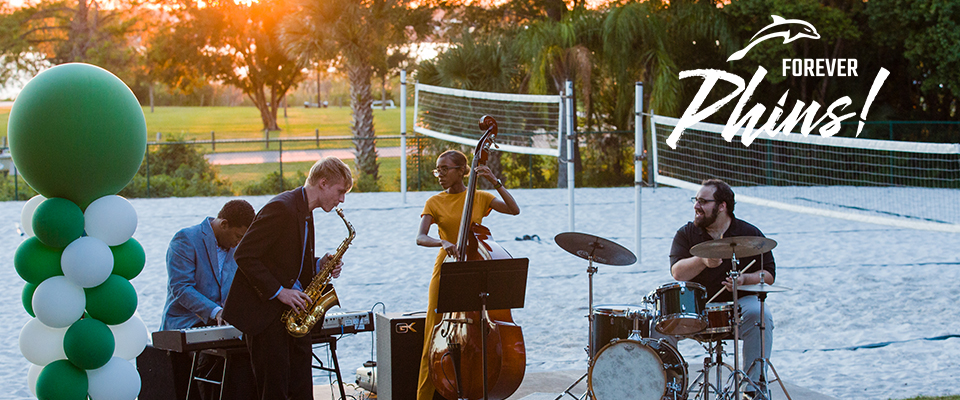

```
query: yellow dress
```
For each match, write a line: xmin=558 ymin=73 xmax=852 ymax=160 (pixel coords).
xmin=417 ymin=190 xmax=495 ymax=400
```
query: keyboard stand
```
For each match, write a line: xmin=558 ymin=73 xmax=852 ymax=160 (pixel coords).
xmin=186 ymin=347 xmax=247 ymax=400
xmin=312 ymin=336 xmax=347 ymax=400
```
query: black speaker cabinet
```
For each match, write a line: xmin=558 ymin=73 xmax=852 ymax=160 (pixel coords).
xmin=137 ymin=344 xmax=256 ymax=400
xmin=375 ymin=312 xmax=427 ymax=400
xmin=137 ymin=344 xmax=197 ymax=400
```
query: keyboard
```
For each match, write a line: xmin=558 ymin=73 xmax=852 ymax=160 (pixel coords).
xmin=152 ymin=310 xmax=374 ymax=352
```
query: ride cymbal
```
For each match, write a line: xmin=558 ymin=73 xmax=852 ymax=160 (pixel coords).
xmin=689 ymin=236 xmax=777 ymax=259
xmin=555 ymin=232 xmax=637 ymax=266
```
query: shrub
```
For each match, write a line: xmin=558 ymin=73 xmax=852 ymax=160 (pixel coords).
xmin=0 ymin=174 xmax=38 ymax=201
xmin=242 ymin=170 xmax=307 ymax=196
xmin=118 ymin=135 xmax=233 ymax=198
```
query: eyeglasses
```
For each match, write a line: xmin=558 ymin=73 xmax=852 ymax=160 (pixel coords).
xmin=691 ymin=197 xmax=719 ymax=206
xmin=432 ymin=166 xmax=460 ymax=177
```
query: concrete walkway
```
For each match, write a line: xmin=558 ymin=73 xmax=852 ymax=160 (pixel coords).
xmin=205 ymin=147 xmax=404 ymax=165
xmin=312 ymin=368 xmax=837 ymax=400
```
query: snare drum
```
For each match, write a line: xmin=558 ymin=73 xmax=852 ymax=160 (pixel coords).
xmin=593 ymin=305 xmax=652 ymax=353
xmin=693 ymin=302 xmax=738 ymax=342
xmin=654 ymin=282 xmax=707 ymax=336
xmin=588 ymin=338 xmax=688 ymax=400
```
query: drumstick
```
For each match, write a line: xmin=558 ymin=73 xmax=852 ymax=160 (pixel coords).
xmin=706 ymin=259 xmax=756 ymax=303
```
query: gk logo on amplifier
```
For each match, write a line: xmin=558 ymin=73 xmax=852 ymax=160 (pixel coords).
xmin=395 ymin=322 xmax=417 ymax=334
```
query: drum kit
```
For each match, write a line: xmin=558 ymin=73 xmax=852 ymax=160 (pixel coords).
xmin=554 ymin=232 xmax=793 ymax=400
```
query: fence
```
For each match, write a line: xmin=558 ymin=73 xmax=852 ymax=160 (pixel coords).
xmin=2 ymin=120 xmax=958 ymax=201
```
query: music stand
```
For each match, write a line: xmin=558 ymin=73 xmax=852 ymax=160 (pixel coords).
xmin=436 ymin=258 xmax=529 ymax=400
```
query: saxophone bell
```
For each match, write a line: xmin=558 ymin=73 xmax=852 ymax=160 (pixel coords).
xmin=282 ymin=208 xmax=354 ymax=337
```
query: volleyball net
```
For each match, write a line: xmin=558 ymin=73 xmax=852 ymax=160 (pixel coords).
xmin=413 ymin=83 xmax=563 ymax=156
xmin=651 ymin=115 xmax=960 ymax=232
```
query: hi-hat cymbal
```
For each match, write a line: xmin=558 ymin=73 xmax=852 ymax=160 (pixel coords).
xmin=555 ymin=232 xmax=637 ymax=266
xmin=689 ymin=236 xmax=777 ymax=259
xmin=738 ymin=283 xmax=792 ymax=293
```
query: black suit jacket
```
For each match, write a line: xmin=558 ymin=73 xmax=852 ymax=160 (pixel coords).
xmin=223 ymin=187 xmax=317 ymax=336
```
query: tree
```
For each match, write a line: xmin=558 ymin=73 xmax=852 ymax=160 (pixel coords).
xmin=416 ymin=31 xmax=525 ymax=183
xmin=866 ymin=0 xmax=959 ymax=121
xmin=280 ymin=0 xmax=434 ymax=191
xmin=148 ymin=0 xmax=304 ymax=131
xmin=516 ymin=10 xmax=602 ymax=186
xmin=0 ymin=0 xmax=142 ymax=88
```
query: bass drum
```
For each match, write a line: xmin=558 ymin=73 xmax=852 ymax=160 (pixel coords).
xmin=588 ymin=338 xmax=688 ymax=400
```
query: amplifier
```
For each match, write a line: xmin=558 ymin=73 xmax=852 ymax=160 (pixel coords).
xmin=375 ymin=312 xmax=427 ymax=400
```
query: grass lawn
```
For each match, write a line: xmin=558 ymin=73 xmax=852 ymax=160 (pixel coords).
xmin=0 ymin=105 xmax=415 ymax=143
xmin=220 ymin=156 xmax=403 ymax=192
xmin=0 ymin=105 xmax=413 ymax=192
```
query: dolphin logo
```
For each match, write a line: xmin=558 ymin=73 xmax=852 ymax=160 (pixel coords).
xmin=727 ymin=15 xmax=820 ymax=62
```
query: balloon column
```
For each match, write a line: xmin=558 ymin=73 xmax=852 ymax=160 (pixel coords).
xmin=9 ymin=63 xmax=148 ymax=400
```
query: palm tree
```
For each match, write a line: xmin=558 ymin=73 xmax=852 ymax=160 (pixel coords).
xmin=602 ymin=0 xmax=735 ymax=126
xmin=596 ymin=0 xmax=734 ymax=182
xmin=280 ymin=0 xmax=433 ymax=191
xmin=416 ymin=31 xmax=526 ymax=180
xmin=516 ymin=10 xmax=604 ymax=186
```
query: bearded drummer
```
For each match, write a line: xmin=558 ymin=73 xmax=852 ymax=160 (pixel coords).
xmin=670 ymin=178 xmax=775 ymax=396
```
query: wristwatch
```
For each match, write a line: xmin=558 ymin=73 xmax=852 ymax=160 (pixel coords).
xmin=494 ymin=179 xmax=503 ymax=189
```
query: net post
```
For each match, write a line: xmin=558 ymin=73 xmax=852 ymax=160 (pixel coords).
xmin=400 ymin=70 xmax=407 ymax=204
xmin=566 ymin=80 xmax=575 ymax=231
xmin=650 ymin=112 xmax=660 ymax=187
xmin=635 ymin=82 xmax=644 ymax=261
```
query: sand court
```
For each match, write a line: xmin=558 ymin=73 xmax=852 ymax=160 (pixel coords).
xmin=2 ymin=186 xmax=958 ymax=399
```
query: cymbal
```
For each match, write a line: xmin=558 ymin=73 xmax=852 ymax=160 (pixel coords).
xmin=738 ymin=284 xmax=792 ymax=293
xmin=555 ymin=232 xmax=637 ymax=266
xmin=689 ymin=236 xmax=777 ymax=259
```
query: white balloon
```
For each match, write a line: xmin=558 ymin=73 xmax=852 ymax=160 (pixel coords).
xmin=84 ymin=195 xmax=138 ymax=246
xmin=32 ymin=276 xmax=85 ymax=328
xmin=87 ymin=357 xmax=142 ymax=400
xmin=18 ymin=318 xmax=67 ymax=366
xmin=61 ymin=236 xmax=114 ymax=288
xmin=20 ymin=195 xmax=46 ymax=237
xmin=109 ymin=314 xmax=148 ymax=360
xmin=27 ymin=363 xmax=43 ymax=396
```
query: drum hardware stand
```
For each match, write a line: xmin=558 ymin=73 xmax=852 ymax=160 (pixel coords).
xmin=724 ymin=247 xmax=769 ymax=400
xmin=688 ymin=236 xmax=779 ymax=400
xmin=553 ymin=233 xmax=636 ymax=400
xmin=689 ymin=339 xmax=735 ymax=400
xmin=743 ymin=274 xmax=793 ymax=400
xmin=556 ymin=255 xmax=597 ymax=400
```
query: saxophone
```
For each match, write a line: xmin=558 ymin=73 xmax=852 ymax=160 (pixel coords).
xmin=283 ymin=208 xmax=355 ymax=337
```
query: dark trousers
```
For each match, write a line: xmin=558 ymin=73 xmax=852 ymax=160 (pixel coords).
xmin=245 ymin=322 xmax=314 ymax=400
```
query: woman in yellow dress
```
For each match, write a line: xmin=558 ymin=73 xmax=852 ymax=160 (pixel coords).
xmin=415 ymin=149 xmax=520 ymax=400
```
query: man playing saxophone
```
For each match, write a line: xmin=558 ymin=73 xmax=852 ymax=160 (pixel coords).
xmin=223 ymin=157 xmax=353 ymax=400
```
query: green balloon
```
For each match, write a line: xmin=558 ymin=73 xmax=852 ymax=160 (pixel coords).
xmin=85 ymin=274 xmax=137 ymax=325
xmin=8 ymin=63 xmax=147 ymax=209
xmin=32 ymin=197 xmax=84 ymax=248
xmin=111 ymin=238 xmax=145 ymax=280
xmin=36 ymin=359 xmax=88 ymax=400
xmin=64 ymin=317 xmax=115 ymax=370
xmin=22 ymin=282 xmax=38 ymax=317
xmin=14 ymin=236 xmax=65 ymax=284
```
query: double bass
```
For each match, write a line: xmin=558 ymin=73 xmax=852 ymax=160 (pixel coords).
xmin=427 ymin=116 xmax=526 ymax=400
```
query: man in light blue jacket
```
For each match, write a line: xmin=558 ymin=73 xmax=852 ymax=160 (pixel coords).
xmin=160 ymin=199 xmax=255 ymax=400
xmin=161 ymin=199 xmax=255 ymax=330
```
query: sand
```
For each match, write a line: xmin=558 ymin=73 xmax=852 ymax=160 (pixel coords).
xmin=1 ymin=186 xmax=959 ymax=399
